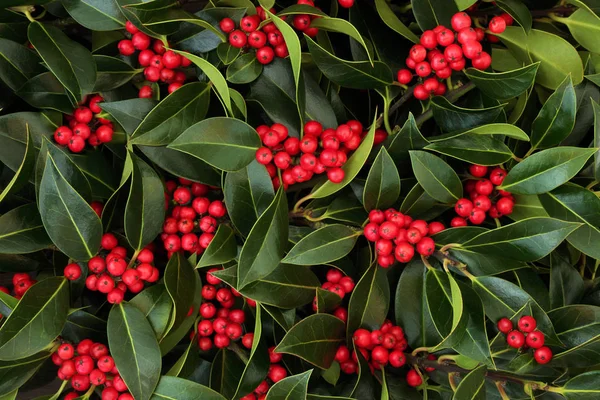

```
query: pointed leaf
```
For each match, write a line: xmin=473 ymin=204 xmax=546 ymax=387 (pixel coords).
xmin=0 ymin=126 xmax=35 ymax=203
xmin=0 ymin=204 xmax=51 ymax=254
xmin=496 ymin=0 xmax=532 ymax=32
xmin=100 ymin=98 xmax=157 ymax=135
xmin=386 ymin=113 xmax=429 ymax=169
xmin=549 ymin=251 xmax=584 ymax=309
xmin=410 ymin=150 xmax=462 ymax=204
xmin=550 ymin=305 xmax=600 ymax=368
xmin=266 ymin=370 xmax=312 ymax=400
xmin=93 ymin=55 xmax=139 ymax=92
xmin=164 ymin=252 xmax=196 ymax=334
xmin=226 ymin=53 xmax=262 ymax=84
xmin=210 ymin=349 xmax=245 ymax=398
xmin=411 ymin=0 xmax=458 ymax=30
xmin=374 ymin=0 xmax=419 ymax=43
xmin=557 ymin=7 xmax=600 ymax=53
xmin=151 ymin=376 xmax=226 ymax=400
xmin=283 ymin=224 xmax=361 ymax=266
xmin=452 ymin=365 xmax=486 ymax=400
xmin=425 ymin=134 xmax=514 ymax=166
xmin=16 ymin=72 xmax=73 ymax=114
xmin=363 ymin=147 xmax=401 ymax=211
xmin=431 ymin=96 xmax=505 ymax=133
xmin=0 ymin=352 xmax=49 ymax=396
xmin=347 ymin=265 xmax=390 ymax=340
xmin=465 ymin=62 xmax=539 ymax=100
xmin=197 ymin=225 xmax=237 ymax=268
xmin=129 ymin=285 xmax=173 ymax=340
xmin=61 ymin=0 xmax=126 ymax=31
xmin=0 ymin=38 xmax=44 ymax=91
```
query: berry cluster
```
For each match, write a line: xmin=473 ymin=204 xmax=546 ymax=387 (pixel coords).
xmin=396 ymin=12 xmax=494 ymax=100
xmin=0 ymin=274 xmax=36 ymax=318
xmin=237 ymin=347 xmax=288 ymax=400
xmin=51 ymin=339 xmax=134 ymax=399
xmin=194 ymin=268 xmax=248 ymax=351
xmin=64 ymin=233 xmax=159 ymax=304
xmin=335 ymin=320 xmax=408 ymax=375
xmin=220 ymin=6 xmax=290 ymax=66
xmin=451 ymin=164 xmax=514 ymax=227
xmin=312 ymin=268 xmax=355 ymax=322
xmin=118 ymin=21 xmax=191 ymax=97
xmin=364 ymin=209 xmax=445 ymax=267
xmin=497 ymin=316 xmax=553 ymax=364
xmin=162 ymin=178 xmax=227 ymax=256
xmin=255 ymin=120 xmax=386 ymax=189
xmin=53 ymin=95 xmax=114 ymax=153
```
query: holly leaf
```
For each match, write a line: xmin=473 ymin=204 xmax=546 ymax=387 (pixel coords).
xmin=425 ymin=134 xmax=514 ymax=166
xmin=151 ymin=376 xmax=226 ymax=400
xmin=0 ymin=204 xmax=51 ymax=254
xmin=197 ymin=225 xmax=238 ymax=268
xmin=386 ymin=113 xmax=429 ymax=169
xmin=347 ymin=265 xmax=390 ymax=341
xmin=283 ymin=224 xmax=361 ymax=266
xmin=0 ymin=38 xmax=45 ymax=91
xmin=265 ymin=370 xmax=312 ymax=400
xmin=411 ymin=0 xmax=458 ymax=30
xmin=130 ymin=285 xmax=173 ymax=340
xmin=210 ymin=349 xmax=245 ymax=399
xmin=410 ymin=150 xmax=462 ymax=204
xmin=164 ymin=252 xmax=196 ymax=335
xmin=0 ymin=126 xmax=35 ymax=204
xmin=452 ymin=365 xmax=486 ymax=399
xmin=363 ymin=147 xmax=401 ymax=211
xmin=431 ymin=96 xmax=505 ymax=132
xmin=549 ymin=251 xmax=584 ymax=309
xmin=550 ymin=305 xmax=600 ymax=368
xmin=0 ymin=352 xmax=49 ymax=396
xmin=465 ymin=62 xmax=539 ymax=100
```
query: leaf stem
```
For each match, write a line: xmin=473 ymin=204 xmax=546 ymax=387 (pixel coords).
xmin=586 ymin=180 xmax=599 ymax=190
xmin=229 ymin=341 xmax=249 ymax=364
xmin=126 ymin=249 xmax=141 ymax=270
xmin=448 ymin=372 xmax=459 ymax=392
xmin=292 ymin=193 xmax=313 ymax=213
xmin=496 ymin=381 xmax=511 ymax=400
xmin=82 ymin=385 xmax=96 ymax=399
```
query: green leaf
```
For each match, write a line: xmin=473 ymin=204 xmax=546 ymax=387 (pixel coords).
xmin=426 ymin=270 xmax=467 ymax=350
xmin=62 ymin=310 xmax=107 ymax=344
xmin=108 ymin=303 xmax=161 ymax=400
xmin=496 ymin=0 xmax=532 ymax=33
xmin=363 ymin=147 xmax=401 ymax=211
xmin=239 ymin=264 xmax=321 ymax=309
xmin=347 ymin=265 xmax=390 ymax=341
xmin=224 ymin=160 xmax=275 ymax=237
xmin=316 ymin=288 xmax=342 ymax=314
xmin=130 ymin=82 xmax=211 ymax=146
xmin=93 ymin=55 xmax=139 ymax=92
xmin=39 ymin=155 xmax=101 ymax=261
xmin=0 ymin=277 xmax=69 ymax=360
xmin=594 ymin=100 xmax=600 ymax=180
xmin=275 ymin=314 xmax=345 ymax=370
xmin=197 ymin=225 xmax=237 ymax=268
xmin=550 ymin=305 xmax=600 ymax=368
xmin=164 ymin=252 xmax=196 ymax=334
xmin=124 ymin=152 xmax=165 ymax=251
xmin=61 ymin=0 xmax=125 ymax=31
xmin=409 ymin=150 xmax=462 ymax=204
xmin=464 ymin=62 xmax=539 ymax=100
xmin=305 ymin=36 xmax=393 ymax=89
xmin=0 ymin=204 xmax=51 ymax=254
xmin=560 ymin=371 xmax=600 ymax=399
xmin=460 ymin=217 xmax=580 ymax=262
xmin=425 ymin=134 xmax=514 ymax=166
xmin=0 ymin=38 xmax=44 ymax=91
xmin=173 ymin=50 xmax=232 ymax=116
xmin=452 ymin=365 xmax=486 ymax=400
xmin=411 ymin=0 xmax=458 ymax=30
xmin=266 ymin=370 xmax=312 ymax=400
xmin=100 ymin=98 xmax=157 ymax=135
xmin=386 ymin=113 xmax=430 ymax=169
xmin=309 ymin=113 xmax=376 ymax=199
xmin=432 ymin=123 xmax=529 ymax=141
xmin=499 ymin=147 xmax=598 ymax=195
xmin=27 ymin=21 xmax=96 ymax=102
xmin=471 ymin=276 xmax=561 ymax=345
xmin=209 ymin=349 xmax=245 ymax=399
xmin=151 ymin=376 xmax=226 ymax=400
xmin=556 ymin=7 xmax=600 ymax=54
xmin=508 ymin=194 xmax=548 ymax=221
xmin=400 ymin=183 xmax=447 ymax=221
xmin=283 ymin=224 xmax=360 ymax=266
xmin=216 ymin=42 xmax=240 ymax=65
xmin=498 ymin=27 xmax=583 ymax=90
xmin=549 ymin=251 xmax=584 ymax=309
xmin=431 ymin=96 xmax=505 ymax=132
xmin=0 ymin=126 xmax=34 ymax=203
xmin=226 ymin=53 xmax=262 ymax=84
xmin=237 ymin=187 xmax=288 ymax=289
xmin=0 ymin=352 xmax=49 ymax=396
xmin=16 ymin=72 xmax=73 ymax=114
xmin=309 ymin=18 xmax=373 ymax=64
xmin=530 ymin=75 xmax=576 ymax=150
xmin=130 ymin=285 xmax=173 ymax=340
xmin=168 ymin=117 xmax=261 ymax=172
xmin=539 ymin=184 xmax=600 ymax=261
xmin=234 ymin=305 xmax=270 ymax=399
xmin=374 ymin=0 xmax=419 ymax=43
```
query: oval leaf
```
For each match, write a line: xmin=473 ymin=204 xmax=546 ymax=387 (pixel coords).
xmin=464 ymin=62 xmax=539 ymax=100
xmin=347 ymin=265 xmax=390 ymax=341
xmin=410 ymin=150 xmax=462 ymax=204
xmin=283 ymin=224 xmax=360 ymax=266
xmin=0 ymin=204 xmax=51 ymax=254
xmin=425 ymin=134 xmax=514 ymax=166
xmin=226 ymin=53 xmax=263 ymax=84
xmin=151 ymin=376 xmax=226 ymax=400
xmin=266 ymin=370 xmax=312 ymax=400
xmin=197 ymin=225 xmax=238 ymax=268
xmin=164 ymin=252 xmax=197 ymax=334
xmin=363 ymin=147 xmax=401 ymax=211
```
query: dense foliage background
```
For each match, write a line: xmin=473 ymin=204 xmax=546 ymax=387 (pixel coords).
xmin=1 ymin=0 xmax=600 ymax=399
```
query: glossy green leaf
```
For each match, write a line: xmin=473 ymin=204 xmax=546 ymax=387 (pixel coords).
xmin=62 ymin=310 xmax=107 ymax=344
xmin=224 ymin=160 xmax=274 ymax=237
xmin=549 ymin=251 xmax=584 ymax=309
xmin=0 ymin=278 xmax=69 ymax=360
xmin=305 ymin=36 xmax=393 ymax=89
xmin=283 ymin=224 xmax=361 ymax=266
xmin=61 ymin=0 xmax=125 ymax=31
xmin=431 ymin=96 xmax=505 ymax=133
xmin=374 ymin=0 xmax=419 ymax=43
xmin=239 ymin=264 xmax=320 ymax=309
xmin=460 ymin=217 xmax=580 ymax=261
xmin=173 ymin=50 xmax=232 ymax=116
xmin=452 ymin=366 xmax=486 ymax=400
xmin=39 ymin=155 xmax=101 ymax=261
xmin=168 ymin=117 xmax=261 ymax=172
xmin=400 ymin=183 xmax=446 ymax=220
xmin=499 ymin=147 xmax=597 ymax=194
xmin=130 ymin=82 xmax=211 ymax=146
xmin=125 ymin=152 xmax=165 ymax=251
xmin=197 ymin=225 xmax=237 ymax=268
xmin=238 ymin=187 xmax=288 ymax=289
xmin=209 ymin=349 xmax=245 ymax=399
xmin=347 ymin=265 xmax=390 ymax=341
xmin=217 ymin=42 xmax=240 ymax=65
xmin=498 ymin=27 xmax=583 ymax=89
xmin=556 ymin=7 xmax=600 ymax=53
xmin=410 ymin=150 xmax=462 ymax=204
xmin=309 ymin=18 xmax=373 ymax=64
xmin=437 ymin=123 xmax=529 ymax=141
xmin=316 ymin=288 xmax=342 ymax=314
xmin=0 ymin=204 xmax=51 ymax=254
xmin=164 ymin=252 xmax=196 ymax=334
xmin=100 ymin=98 xmax=157 ymax=135
xmin=309 ymin=114 xmax=376 ymax=199
xmin=425 ymin=134 xmax=514 ymax=165
xmin=386 ymin=113 xmax=429 ymax=169
xmin=560 ymin=370 xmax=600 ymax=399
xmin=411 ymin=0 xmax=458 ymax=30
xmin=496 ymin=0 xmax=532 ymax=32
xmin=226 ymin=53 xmax=262 ymax=84
xmin=363 ymin=147 xmax=401 ymax=211
xmin=0 ymin=352 xmax=49 ymax=396
xmin=130 ymin=285 xmax=173 ymax=340
xmin=27 ymin=21 xmax=96 ymax=102
xmin=0 ymin=126 xmax=34 ymax=203
xmin=108 ymin=303 xmax=161 ymax=400
xmin=16 ymin=72 xmax=73 ymax=114
xmin=275 ymin=314 xmax=345 ymax=369
xmin=539 ymin=184 xmax=600 ymax=260
xmin=464 ymin=62 xmax=539 ymax=100
xmin=530 ymin=75 xmax=576 ymax=150
xmin=266 ymin=370 xmax=312 ymax=400
xmin=550 ymin=305 xmax=600 ymax=368
xmin=93 ymin=55 xmax=139 ymax=92
xmin=508 ymin=194 xmax=548 ymax=221
xmin=594 ymin=100 xmax=600 ymax=180
xmin=0 ymin=38 xmax=44 ymax=91
xmin=151 ymin=376 xmax=226 ymax=400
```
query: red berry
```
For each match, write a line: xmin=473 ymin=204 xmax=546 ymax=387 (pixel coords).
xmin=416 ymin=237 xmax=435 ymax=256
xmin=490 ymin=167 xmax=507 ymax=186
xmin=413 ymin=84 xmax=429 ymax=100
xmin=68 ymin=136 xmax=85 ymax=153
xmin=428 ymin=221 xmax=445 ymax=235
xmin=353 ymin=329 xmax=372 ymax=348
xmin=125 ymin=21 xmax=139 ymax=34
xmin=506 ymin=330 xmax=525 ymax=348
xmin=489 ymin=16 xmax=507 ymax=34
xmin=462 ymin=40 xmax=482 ymax=59
xmin=335 ymin=345 xmax=350 ymax=363
xmin=436 ymin=28 xmax=455 ymax=46
xmin=475 ymin=180 xmax=494 ymax=196
xmin=469 ymin=164 xmax=488 ymax=177
xmin=409 ymin=44 xmax=427 ymax=63
xmin=420 ymin=30 xmax=437 ymax=49
xmin=455 ymin=198 xmax=474 ymax=217
xmin=64 ymin=263 xmax=82 ymax=281
xmin=469 ymin=207 xmax=486 ymax=225
xmin=268 ymin=364 xmax=288 ymax=383
xmin=327 ymin=167 xmax=345 ymax=183
xmin=338 ymin=0 xmax=354 ymax=8
xmin=415 ymin=61 xmax=432 ymax=77
xmin=54 ymin=126 xmax=73 ymax=145
xmin=219 ymin=18 xmax=235 ymax=33
xmin=497 ymin=318 xmax=513 ymax=334
xmin=473 ymin=195 xmax=492 ymax=212
xmin=472 ymin=51 xmax=492 ymax=70
xmin=371 ymin=346 xmax=389 ymax=364
xmin=518 ymin=316 xmax=537 ymax=333
xmin=229 ymin=30 xmax=247 ymax=48
xmin=496 ymin=197 xmax=514 ymax=215
xmin=451 ymin=12 xmax=471 ymax=31
xmin=58 ymin=343 xmax=75 ymax=360
xmin=241 ymin=15 xmax=260 ymax=32
xmin=533 ymin=346 xmax=552 ymax=364
xmin=406 ymin=369 xmax=422 ymax=387
xmin=139 ymin=85 xmax=153 ymax=98
xmin=389 ymin=350 xmax=406 ymax=367
xmin=256 ymin=46 xmax=275 ymax=64
xmin=457 ymin=27 xmax=477 ymax=44
xmin=395 ymin=241 xmax=414 ymax=263
xmin=117 ymin=40 xmax=135 ymax=56
xmin=443 ymin=44 xmax=463 ymax=62
xmin=132 ymin=32 xmax=151 ymax=50
xmin=397 ymin=69 xmax=412 ymax=84
xmin=423 ymin=77 xmax=439 ymax=93
xmin=526 ymin=331 xmax=545 ymax=349
xmin=406 ymin=228 xmax=422 ymax=244
xmin=293 ymin=14 xmax=311 ymax=31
